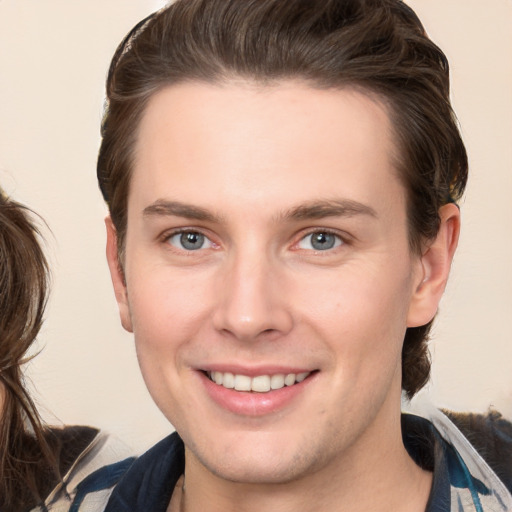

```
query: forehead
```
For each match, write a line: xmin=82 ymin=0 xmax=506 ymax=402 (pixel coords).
xmin=131 ymin=80 xmax=404 ymax=218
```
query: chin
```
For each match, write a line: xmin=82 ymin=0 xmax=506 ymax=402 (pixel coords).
xmin=203 ymin=454 xmax=311 ymax=485
xmin=186 ymin=429 xmax=332 ymax=486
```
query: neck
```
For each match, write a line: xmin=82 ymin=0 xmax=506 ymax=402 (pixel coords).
xmin=176 ymin=409 xmax=432 ymax=512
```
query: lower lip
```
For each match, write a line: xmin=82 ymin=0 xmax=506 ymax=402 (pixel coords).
xmin=200 ymin=372 xmax=315 ymax=416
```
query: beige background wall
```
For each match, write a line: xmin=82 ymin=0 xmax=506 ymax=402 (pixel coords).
xmin=0 ymin=0 xmax=511 ymax=454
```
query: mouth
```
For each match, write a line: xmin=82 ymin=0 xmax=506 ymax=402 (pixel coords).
xmin=206 ymin=370 xmax=312 ymax=393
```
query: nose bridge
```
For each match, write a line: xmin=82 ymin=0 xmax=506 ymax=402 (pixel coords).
xmin=213 ymin=242 xmax=292 ymax=340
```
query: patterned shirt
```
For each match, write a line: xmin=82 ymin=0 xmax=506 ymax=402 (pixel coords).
xmin=30 ymin=429 xmax=135 ymax=512
xmin=76 ymin=407 xmax=512 ymax=511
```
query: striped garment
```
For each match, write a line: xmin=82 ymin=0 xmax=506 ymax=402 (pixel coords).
xmin=30 ymin=430 xmax=135 ymax=512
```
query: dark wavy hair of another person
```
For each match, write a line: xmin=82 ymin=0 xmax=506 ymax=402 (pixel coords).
xmin=97 ymin=0 xmax=468 ymax=399
xmin=0 ymin=188 xmax=59 ymax=511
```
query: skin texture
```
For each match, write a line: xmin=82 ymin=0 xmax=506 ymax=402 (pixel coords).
xmin=106 ymin=81 xmax=459 ymax=511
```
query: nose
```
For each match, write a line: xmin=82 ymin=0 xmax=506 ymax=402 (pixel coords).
xmin=212 ymin=250 xmax=293 ymax=342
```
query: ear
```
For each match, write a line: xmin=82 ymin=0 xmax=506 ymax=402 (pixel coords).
xmin=407 ymin=203 xmax=461 ymax=327
xmin=105 ymin=217 xmax=133 ymax=333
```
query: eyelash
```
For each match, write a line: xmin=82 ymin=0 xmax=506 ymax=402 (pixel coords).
xmin=160 ymin=227 xmax=348 ymax=255
xmin=293 ymin=229 xmax=347 ymax=253
xmin=161 ymin=229 xmax=217 ymax=252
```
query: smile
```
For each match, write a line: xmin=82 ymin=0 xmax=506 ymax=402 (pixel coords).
xmin=206 ymin=371 xmax=311 ymax=393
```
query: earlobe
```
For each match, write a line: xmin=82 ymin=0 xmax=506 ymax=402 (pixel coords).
xmin=407 ymin=203 xmax=461 ymax=327
xmin=105 ymin=217 xmax=133 ymax=333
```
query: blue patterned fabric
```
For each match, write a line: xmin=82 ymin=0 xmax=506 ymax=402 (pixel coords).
xmin=30 ymin=430 xmax=135 ymax=512
xmin=105 ymin=433 xmax=184 ymax=512
xmin=404 ymin=405 xmax=512 ymax=511
xmin=68 ymin=458 xmax=136 ymax=512
xmin=100 ymin=412 xmax=512 ymax=511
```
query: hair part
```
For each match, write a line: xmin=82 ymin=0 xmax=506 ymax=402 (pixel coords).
xmin=97 ymin=0 xmax=468 ymax=398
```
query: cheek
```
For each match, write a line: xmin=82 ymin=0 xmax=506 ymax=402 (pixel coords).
xmin=126 ymin=265 xmax=212 ymax=345
xmin=125 ymin=270 xmax=209 ymax=415
xmin=298 ymin=261 xmax=412 ymax=373
xmin=302 ymin=261 xmax=412 ymax=328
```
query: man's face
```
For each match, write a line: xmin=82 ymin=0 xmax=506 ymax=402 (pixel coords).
xmin=109 ymin=81 xmax=430 ymax=483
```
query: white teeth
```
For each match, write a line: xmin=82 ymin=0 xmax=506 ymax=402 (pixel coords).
xmin=208 ymin=371 xmax=311 ymax=393
xmin=234 ymin=374 xmax=252 ymax=391
xmin=251 ymin=375 xmax=271 ymax=393
xmin=296 ymin=372 xmax=309 ymax=382
xmin=270 ymin=374 xmax=285 ymax=390
xmin=222 ymin=372 xmax=235 ymax=389
xmin=284 ymin=373 xmax=296 ymax=386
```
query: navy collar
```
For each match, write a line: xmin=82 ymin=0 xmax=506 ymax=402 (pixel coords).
xmin=106 ymin=432 xmax=184 ymax=511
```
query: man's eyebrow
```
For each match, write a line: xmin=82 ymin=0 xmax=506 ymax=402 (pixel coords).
xmin=142 ymin=199 xmax=376 ymax=223
xmin=281 ymin=199 xmax=377 ymax=221
xmin=143 ymin=200 xmax=219 ymax=222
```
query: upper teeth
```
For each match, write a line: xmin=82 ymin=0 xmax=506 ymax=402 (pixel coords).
xmin=208 ymin=371 xmax=310 ymax=393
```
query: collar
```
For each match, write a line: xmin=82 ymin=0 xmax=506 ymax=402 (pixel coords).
xmin=106 ymin=432 xmax=184 ymax=511
xmin=106 ymin=412 xmax=512 ymax=512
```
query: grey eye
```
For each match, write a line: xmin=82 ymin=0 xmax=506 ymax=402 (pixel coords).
xmin=168 ymin=231 xmax=212 ymax=251
xmin=298 ymin=232 xmax=342 ymax=251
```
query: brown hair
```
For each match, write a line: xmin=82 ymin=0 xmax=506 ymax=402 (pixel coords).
xmin=97 ymin=0 xmax=468 ymax=398
xmin=0 ymin=189 xmax=58 ymax=511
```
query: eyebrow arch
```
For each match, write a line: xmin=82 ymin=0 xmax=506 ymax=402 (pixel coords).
xmin=143 ymin=200 xmax=219 ymax=222
xmin=281 ymin=199 xmax=377 ymax=221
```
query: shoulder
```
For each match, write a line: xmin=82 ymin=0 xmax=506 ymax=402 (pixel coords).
xmin=443 ymin=409 xmax=512 ymax=493
xmin=104 ymin=432 xmax=184 ymax=512
xmin=34 ymin=426 xmax=135 ymax=512
xmin=402 ymin=402 xmax=512 ymax=510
